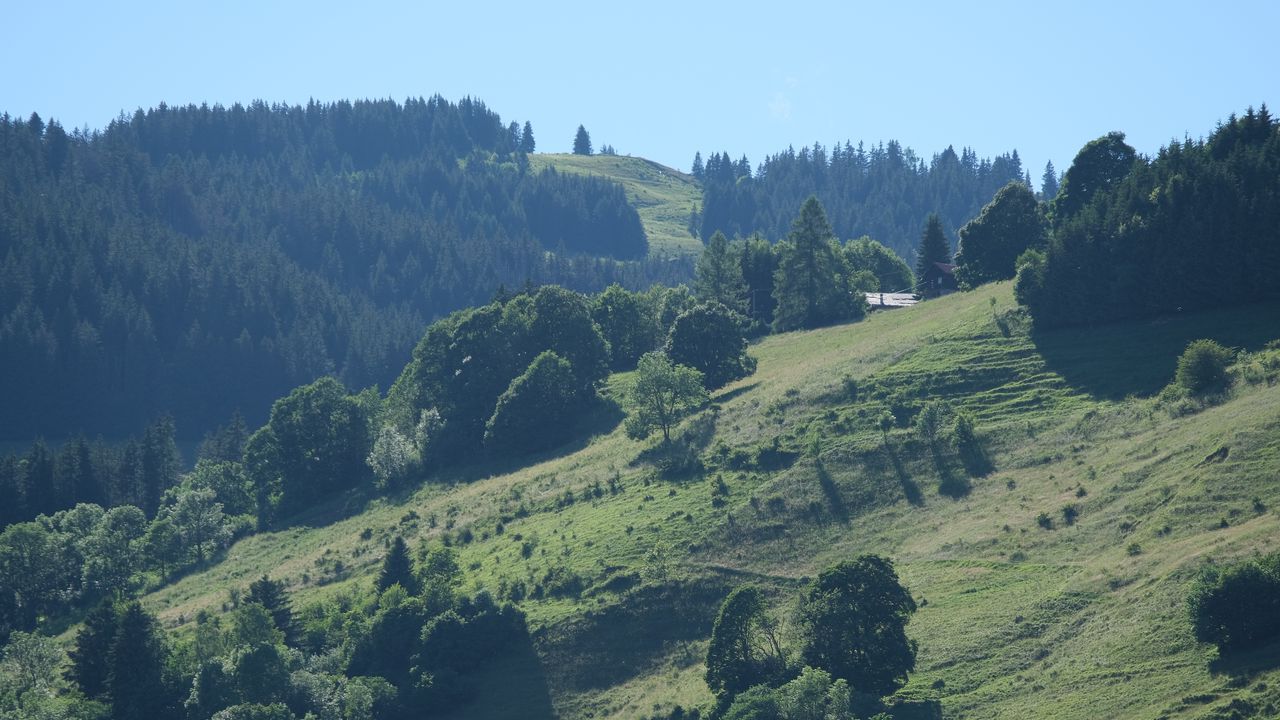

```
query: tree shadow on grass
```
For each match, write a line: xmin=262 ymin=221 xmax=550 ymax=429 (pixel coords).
xmin=815 ymin=459 xmax=849 ymax=523
xmin=876 ymin=441 xmax=923 ymax=507
xmin=1031 ymin=302 xmax=1280 ymax=400
xmin=1208 ymin=642 xmax=1280 ymax=680
xmin=957 ymin=440 xmax=995 ymax=478
xmin=714 ymin=381 xmax=760 ymax=405
xmin=444 ymin=629 xmax=556 ymax=720
xmin=535 ymin=578 xmax=729 ymax=694
xmin=932 ymin=444 xmax=971 ymax=499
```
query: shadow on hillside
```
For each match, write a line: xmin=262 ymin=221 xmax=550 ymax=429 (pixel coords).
xmin=631 ymin=408 xmax=718 ymax=481
xmin=957 ymin=439 xmax=995 ymax=478
xmin=932 ymin=444 xmax=971 ymax=499
xmin=875 ymin=443 xmax=923 ymax=507
xmin=1208 ymin=642 xmax=1280 ymax=680
xmin=714 ymin=381 xmax=759 ymax=405
xmin=535 ymin=579 xmax=728 ymax=694
xmin=815 ymin=459 xmax=849 ymax=523
xmin=882 ymin=699 xmax=944 ymax=720
xmin=444 ymin=631 xmax=555 ymax=720
xmin=1032 ymin=303 xmax=1280 ymax=400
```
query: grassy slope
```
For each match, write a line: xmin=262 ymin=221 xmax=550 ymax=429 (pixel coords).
xmin=140 ymin=284 xmax=1280 ymax=719
xmin=528 ymin=153 xmax=703 ymax=258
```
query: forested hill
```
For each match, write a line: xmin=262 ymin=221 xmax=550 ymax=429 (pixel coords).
xmin=0 ymin=97 xmax=682 ymax=441
xmin=695 ymin=142 xmax=1031 ymax=261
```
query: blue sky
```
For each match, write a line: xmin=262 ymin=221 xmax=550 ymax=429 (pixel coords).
xmin=4 ymin=1 xmax=1277 ymax=187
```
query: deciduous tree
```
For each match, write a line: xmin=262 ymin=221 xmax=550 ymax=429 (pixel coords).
xmin=798 ymin=555 xmax=917 ymax=697
xmin=625 ymin=353 xmax=708 ymax=443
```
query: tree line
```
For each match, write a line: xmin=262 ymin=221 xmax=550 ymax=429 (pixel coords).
xmin=691 ymin=140 xmax=1032 ymax=262
xmin=0 ymin=97 xmax=673 ymax=445
xmin=1014 ymin=106 xmax=1280 ymax=327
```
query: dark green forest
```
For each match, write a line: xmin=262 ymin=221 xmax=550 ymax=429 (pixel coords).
xmin=692 ymin=142 xmax=1031 ymax=264
xmin=1015 ymin=107 xmax=1280 ymax=326
xmin=0 ymin=97 xmax=676 ymax=442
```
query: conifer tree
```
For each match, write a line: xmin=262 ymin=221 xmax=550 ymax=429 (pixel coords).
xmin=67 ymin=600 xmax=118 ymax=699
xmin=1040 ymin=161 xmax=1059 ymax=200
xmin=914 ymin=213 xmax=952 ymax=296
xmin=378 ymin=536 xmax=418 ymax=594
xmin=246 ymin=575 xmax=296 ymax=646
xmin=691 ymin=151 xmax=704 ymax=178
xmin=772 ymin=196 xmax=860 ymax=331
xmin=109 ymin=602 xmax=171 ymax=720
xmin=694 ymin=231 xmax=747 ymax=312
xmin=520 ymin=121 xmax=536 ymax=153
xmin=573 ymin=125 xmax=592 ymax=155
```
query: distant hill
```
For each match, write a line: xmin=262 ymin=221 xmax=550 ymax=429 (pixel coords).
xmin=0 ymin=98 xmax=689 ymax=441
xmin=130 ymin=283 xmax=1280 ymax=718
xmin=530 ymin=153 xmax=704 ymax=258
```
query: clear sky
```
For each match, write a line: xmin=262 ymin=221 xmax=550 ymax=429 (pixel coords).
xmin=4 ymin=0 xmax=1277 ymax=187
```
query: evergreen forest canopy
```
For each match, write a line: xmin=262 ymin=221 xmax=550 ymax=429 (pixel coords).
xmin=0 ymin=97 xmax=671 ymax=443
xmin=693 ymin=142 xmax=1032 ymax=266
xmin=1015 ymin=107 xmax=1280 ymax=327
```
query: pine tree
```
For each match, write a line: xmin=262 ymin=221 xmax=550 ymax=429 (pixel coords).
xmin=378 ymin=536 xmax=418 ymax=594
xmin=109 ymin=602 xmax=171 ymax=720
xmin=772 ymin=197 xmax=860 ymax=331
xmin=246 ymin=575 xmax=296 ymax=646
xmin=141 ymin=415 xmax=180 ymax=517
xmin=572 ymin=125 xmax=592 ymax=155
xmin=1040 ymin=161 xmax=1059 ymax=200
xmin=694 ymin=231 xmax=746 ymax=311
xmin=914 ymin=213 xmax=952 ymax=297
xmin=520 ymin=121 xmax=536 ymax=154
xmin=691 ymin=151 xmax=704 ymax=178
xmin=67 ymin=600 xmax=118 ymax=699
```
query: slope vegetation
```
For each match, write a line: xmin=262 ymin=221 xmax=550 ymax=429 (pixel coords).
xmin=139 ymin=284 xmax=1280 ymax=719
xmin=530 ymin=154 xmax=703 ymax=258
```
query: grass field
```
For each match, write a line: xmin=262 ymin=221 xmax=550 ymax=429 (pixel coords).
xmin=137 ymin=283 xmax=1280 ymax=719
xmin=529 ymin=153 xmax=703 ymax=258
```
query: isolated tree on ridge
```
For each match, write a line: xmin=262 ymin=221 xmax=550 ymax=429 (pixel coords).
xmin=573 ymin=125 xmax=592 ymax=155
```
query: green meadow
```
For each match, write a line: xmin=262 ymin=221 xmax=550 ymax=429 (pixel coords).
xmin=136 ymin=283 xmax=1280 ymax=719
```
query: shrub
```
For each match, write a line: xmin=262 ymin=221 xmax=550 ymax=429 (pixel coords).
xmin=1175 ymin=339 xmax=1234 ymax=396
xmin=1188 ymin=554 xmax=1280 ymax=654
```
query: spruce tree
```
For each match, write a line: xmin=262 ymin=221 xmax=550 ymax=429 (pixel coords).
xmin=1041 ymin=161 xmax=1059 ymax=200
xmin=572 ymin=125 xmax=592 ymax=155
xmin=378 ymin=536 xmax=418 ymax=594
xmin=67 ymin=600 xmax=118 ymax=699
xmin=691 ymin=151 xmax=704 ymax=178
xmin=246 ymin=575 xmax=296 ymax=646
xmin=694 ymin=231 xmax=747 ymax=311
xmin=520 ymin=121 xmax=536 ymax=153
xmin=914 ymin=213 xmax=952 ymax=296
xmin=109 ymin=602 xmax=171 ymax=720
xmin=772 ymin=196 xmax=859 ymax=332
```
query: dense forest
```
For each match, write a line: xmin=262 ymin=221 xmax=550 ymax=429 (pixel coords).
xmin=1015 ymin=106 xmax=1280 ymax=326
xmin=692 ymin=142 xmax=1032 ymax=264
xmin=0 ymin=98 xmax=676 ymax=442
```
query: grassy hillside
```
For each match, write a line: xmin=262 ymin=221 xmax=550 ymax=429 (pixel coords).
xmin=530 ymin=154 xmax=703 ymax=258
xmin=138 ymin=284 xmax=1280 ymax=719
